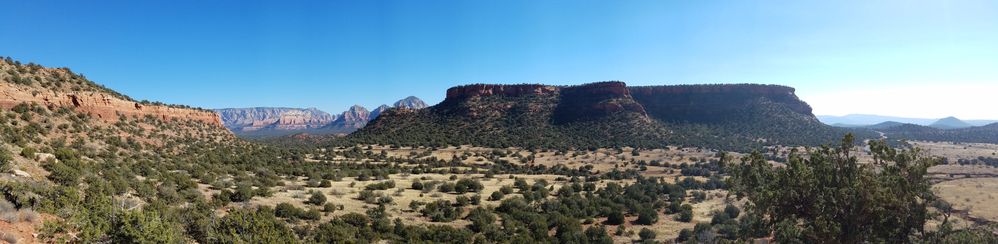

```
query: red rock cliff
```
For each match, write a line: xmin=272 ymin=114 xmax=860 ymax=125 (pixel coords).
xmin=445 ymin=84 xmax=558 ymax=100
xmin=0 ymin=82 xmax=223 ymax=126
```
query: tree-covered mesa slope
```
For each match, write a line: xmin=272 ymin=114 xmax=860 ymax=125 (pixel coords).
xmin=348 ymin=82 xmax=862 ymax=151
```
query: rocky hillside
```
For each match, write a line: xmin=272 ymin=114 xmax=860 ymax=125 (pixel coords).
xmin=0 ymin=57 xmax=237 ymax=165
xmin=349 ymin=82 xmax=862 ymax=151
xmin=0 ymin=59 xmax=221 ymax=126
xmin=0 ymin=57 xmax=240 ymax=196
xmin=0 ymin=57 xmax=303 ymax=242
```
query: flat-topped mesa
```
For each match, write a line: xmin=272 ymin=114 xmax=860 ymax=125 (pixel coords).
xmin=445 ymin=84 xmax=558 ymax=100
xmin=561 ymin=81 xmax=631 ymax=96
xmin=628 ymin=83 xmax=797 ymax=95
xmin=553 ymin=81 xmax=647 ymax=124
xmin=629 ymin=84 xmax=813 ymax=123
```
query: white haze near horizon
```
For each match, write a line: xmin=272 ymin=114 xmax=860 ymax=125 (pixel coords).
xmin=800 ymin=82 xmax=998 ymax=120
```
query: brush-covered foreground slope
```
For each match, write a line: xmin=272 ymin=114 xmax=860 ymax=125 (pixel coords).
xmin=350 ymin=82 xmax=860 ymax=151
xmin=0 ymin=57 xmax=301 ymax=242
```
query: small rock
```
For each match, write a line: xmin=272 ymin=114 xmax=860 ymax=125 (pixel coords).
xmin=13 ymin=170 xmax=31 ymax=178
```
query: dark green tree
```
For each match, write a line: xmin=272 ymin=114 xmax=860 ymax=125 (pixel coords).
xmin=584 ymin=225 xmax=613 ymax=244
xmin=306 ymin=191 xmax=327 ymax=205
xmin=729 ymin=134 xmax=938 ymax=243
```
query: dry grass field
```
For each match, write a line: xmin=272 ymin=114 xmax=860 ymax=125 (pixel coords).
xmin=192 ymin=141 xmax=998 ymax=242
xmin=911 ymin=141 xmax=998 ymax=161
xmin=233 ymin=172 xmax=733 ymax=242
xmin=911 ymin=141 xmax=998 ymax=229
xmin=199 ymin=145 xmax=738 ymax=242
xmin=933 ymin=178 xmax=998 ymax=223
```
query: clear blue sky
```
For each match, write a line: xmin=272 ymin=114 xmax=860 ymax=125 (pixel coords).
xmin=3 ymin=1 xmax=998 ymax=118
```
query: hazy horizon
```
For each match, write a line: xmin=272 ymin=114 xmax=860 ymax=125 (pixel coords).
xmin=4 ymin=1 xmax=997 ymax=119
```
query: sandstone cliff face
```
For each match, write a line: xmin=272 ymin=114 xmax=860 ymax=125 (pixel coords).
xmin=333 ymin=105 xmax=371 ymax=128
xmin=445 ymin=84 xmax=558 ymax=101
xmin=215 ymin=96 xmax=427 ymax=137
xmin=0 ymin=59 xmax=222 ymax=126
xmin=214 ymin=107 xmax=335 ymax=132
xmin=0 ymin=80 xmax=222 ymax=126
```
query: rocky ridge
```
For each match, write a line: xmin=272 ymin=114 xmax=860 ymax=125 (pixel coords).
xmin=0 ymin=59 xmax=222 ymax=126
xmin=214 ymin=107 xmax=335 ymax=132
xmin=216 ymin=97 xmax=429 ymax=137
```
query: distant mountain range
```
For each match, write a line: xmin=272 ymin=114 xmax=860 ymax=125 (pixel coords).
xmin=214 ymin=96 xmax=428 ymax=137
xmin=817 ymin=115 xmax=998 ymax=144
xmin=877 ymin=122 xmax=998 ymax=144
xmin=818 ymin=114 xmax=997 ymax=129
xmin=346 ymin=82 xmax=865 ymax=151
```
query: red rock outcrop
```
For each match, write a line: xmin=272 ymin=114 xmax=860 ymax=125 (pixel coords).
xmin=552 ymin=81 xmax=648 ymax=123
xmin=445 ymin=84 xmax=558 ymax=100
xmin=0 ymin=82 xmax=223 ymax=126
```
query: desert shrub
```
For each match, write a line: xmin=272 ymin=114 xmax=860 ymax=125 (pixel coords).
xmin=323 ymin=203 xmax=337 ymax=213
xmin=306 ymin=191 xmax=327 ymax=205
xmin=723 ymin=204 xmax=740 ymax=219
xmin=636 ymin=208 xmax=658 ymax=225
xmin=676 ymin=204 xmax=693 ymax=222
xmin=438 ymin=183 xmax=455 ymax=193
xmin=213 ymin=208 xmax=296 ymax=243
xmin=606 ymin=210 xmax=625 ymax=225
xmin=500 ymin=185 xmax=514 ymax=194
xmin=365 ymin=180 xmax=395 ymax=190
xmin=19 ymin=147 xmax=36 ymax=160
xmin=0 ymin=148 xmax=11 ymax=173
xmin=455 ymin=179 xmax=484 ymax=193
xmin=489 ymin=191 xmax=504 ymax=201
xmin=469 ymin=194 xmax=481 ymax=205
xmin=358 ymin=190 xmax=384 ymax=204
xmin=411 ymin=179 xmax=423 ymax=190
xmin=466 ymin=207 xmax=495 ymax=233
xmin=677 ymin=229 xmax=693 ymax=242
xmin=639 ymin=228 xmax=656 ymax=241
xmin=230 ymin=184 xmax=255 ymax=202
xmin=421 ymin=200 xmax=459 ymax=222
xmin=455 ymin=195 xmax=470 ymax=206
xmin=111 ymin=209 xmax=181 ymax=243
xmin=585 ymin=225 xmax=613 ymax=244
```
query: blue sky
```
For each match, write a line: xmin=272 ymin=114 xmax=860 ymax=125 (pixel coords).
xmin=3 ymin=1 xmax=998 ymax=118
